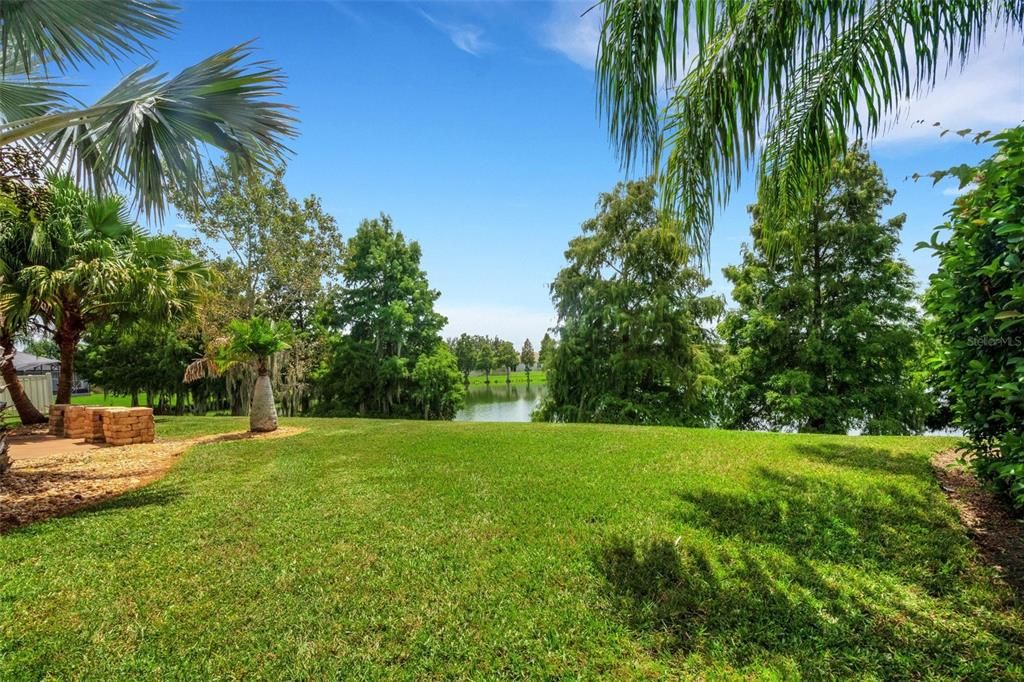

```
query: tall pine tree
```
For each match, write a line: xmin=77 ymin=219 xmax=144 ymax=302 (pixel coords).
xmin=719 ymin=144 xmax=931 ymax=434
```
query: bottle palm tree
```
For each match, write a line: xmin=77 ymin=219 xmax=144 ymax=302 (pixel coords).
xmin=0 ymin=0 xmax=295 ymax=218
xmin=0 ymin=175 xmax=211 ymax=405
xmin=595 ymin=0 xmax=1024 ymax=254
xmin=185 ymin=317 xmax=292 ymax=432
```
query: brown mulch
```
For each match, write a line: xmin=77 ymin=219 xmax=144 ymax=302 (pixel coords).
xmin=0 ymin=426 xmax=304 ymax=533
xmin=932 ymin=449 xmax=1024 ymax=597
xmin=7 ymin=422 xmax=50 ymax=437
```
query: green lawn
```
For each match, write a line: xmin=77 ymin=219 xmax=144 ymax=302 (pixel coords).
xmin=70 ymin=392 xmax=135 ymax=407
xmin=2 ymin=418 xmax=1021 ymax=679
xmin=468 ymin=369 xmax=546 ymax=385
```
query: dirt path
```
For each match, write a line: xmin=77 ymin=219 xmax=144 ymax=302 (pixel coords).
xmin=0 ymin=427 xmax=304 ymax=533
xmin=932 ymin=449 xmax=1024 ymax=598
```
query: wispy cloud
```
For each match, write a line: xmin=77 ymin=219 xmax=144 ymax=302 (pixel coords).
xmin=323 ymin=0 xmax=366 ymax=27
xmin=542 ymin=1 xmax=602 ymax=69
xmin=863 ymin=30 xmax=1024 ymax=144
xmin=942 ymin=183 xmax=977 ymax=197
xmin=417 ymin=9 xmax=489 ymax=56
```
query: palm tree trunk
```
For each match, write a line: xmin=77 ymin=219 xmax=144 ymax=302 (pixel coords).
xmin=54 ymin=319 xmax=81 ymax=406
xmin=249 ymin=370 xmax=278 ymax=432
xmin=0 ymin=333 xmax=47 ymax=424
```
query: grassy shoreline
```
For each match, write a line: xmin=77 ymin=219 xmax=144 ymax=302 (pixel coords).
xmin=2 ymin=417 xmax=1019 ymax=679
xmin=467 ymin=370 xmax=546 ymax=385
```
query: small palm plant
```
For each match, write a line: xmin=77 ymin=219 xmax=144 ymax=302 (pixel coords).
xmin=185 ymin=318 xmax=292 ymax=432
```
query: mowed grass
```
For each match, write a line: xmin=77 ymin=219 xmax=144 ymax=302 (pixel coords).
xmin=70 ymin=392 xmax=135 ymax=407
xmin=468 ymin=370 xmax=545 ymax=385
xmin=2 ymin=418 xmax=1021 ymax=679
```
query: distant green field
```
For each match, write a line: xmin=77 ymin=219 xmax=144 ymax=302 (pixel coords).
xmin=468 ymin=370 xmax=546 ymax=385
xmin=3 ymin=416 xmax=1019 ymax=679
xmin=70 ymin=393 xmax=135 ymax=407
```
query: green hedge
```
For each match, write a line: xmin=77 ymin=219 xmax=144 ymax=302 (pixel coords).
xmin=926 ymin=127 xmax=1024 ymax=506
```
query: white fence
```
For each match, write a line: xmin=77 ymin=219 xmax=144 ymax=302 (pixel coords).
xmin=1 ymin=373 xmax=53 ymax=413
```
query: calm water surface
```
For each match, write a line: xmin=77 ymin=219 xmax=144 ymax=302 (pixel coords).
xmin=455 ymin=383 xmax=547 ymax=422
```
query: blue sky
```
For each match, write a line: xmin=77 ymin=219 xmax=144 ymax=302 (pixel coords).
xmin=96 ymin=1 xmax=1024 ymax=345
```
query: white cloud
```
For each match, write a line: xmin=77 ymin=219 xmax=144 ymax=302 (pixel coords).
xmin=942 ymin=183 xmax=976 ymax=197
xmin=417 ymin=9 xmax=489 ymax=56
xmin=542 ymin=1 xmax=602 ymax=69
xmin=871 ymin=30 xmax=1024 ymax=144
xmin=438 ymin=303 xmax=555 ymax=345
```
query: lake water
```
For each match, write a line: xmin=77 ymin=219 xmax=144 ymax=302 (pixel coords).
xmin=455 ymin=383 xmax=547 ymax=422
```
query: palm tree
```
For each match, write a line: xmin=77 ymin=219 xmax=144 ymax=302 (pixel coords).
xmin=0 ymin=317 xmax=47 ymax=424
xmin=0 ymin=0 xmax=295 ymax=218
xmin=0 ymin=148 xmax=49 ymax=423
xmin=0 ymin=176 xmax=211 ymax=404
xmin=185 ymin=317 xmax=292 ymax=432
xmin=595 ymin=0 xmax=1024 ymax=254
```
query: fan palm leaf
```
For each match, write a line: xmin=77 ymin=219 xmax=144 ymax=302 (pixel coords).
xmin=0 ymin=1 xmax=296 ymax=219
xmin=0 ymin=0 xmax=176 ymax=74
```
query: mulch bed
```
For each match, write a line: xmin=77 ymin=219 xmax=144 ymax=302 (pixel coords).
xmin=932 ymin=449 xmax=1024 ymax=598
xmin=0 ymin=427 xmax=303 ymax=533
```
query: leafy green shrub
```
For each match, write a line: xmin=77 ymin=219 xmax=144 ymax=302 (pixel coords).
xmin=411 ymin=346 xmax=465 ymax=420
xmin=925 ymin=127 xmax=1024 ymax=506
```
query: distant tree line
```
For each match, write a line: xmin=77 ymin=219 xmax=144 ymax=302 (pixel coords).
xmin=447 ymin=334 xmax=550 ymax=385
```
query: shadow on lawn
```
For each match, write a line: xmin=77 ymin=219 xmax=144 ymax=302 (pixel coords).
xmin=792 ymin=442 xmax=928 ymax=477
xmin=594 ymin=463 xmax=1024 ymax=677
xmin=86 ymin=484 xmax=183 ymax=513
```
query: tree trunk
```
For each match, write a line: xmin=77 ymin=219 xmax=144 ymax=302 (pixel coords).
xmin=54 ymin=320 xmax=81 ymax=405
xmin=0 ymin=430 xmax=9 ymax=476
xmin=249 ymin=372 xmax=278 ymax=432
xmin=230 ymin=389 xmax=245 ymax=416
xmin=0 ymin=333 xmax=47 ymax=424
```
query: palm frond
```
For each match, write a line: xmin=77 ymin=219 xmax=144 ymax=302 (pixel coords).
xmin=184 ymin=356 xmax=217 ymax=383
xmin=0 ymin=0 xmax=177 ymax=75
xmin=597 ymin=0 xmax=1020 ymax=256
xmin=1 ymin=43 xmax=298 ymax=218
xmin=0 ymin=78 xmax=68 ymax=124
xmin=596 ymin=0 xmax=680 ymax=170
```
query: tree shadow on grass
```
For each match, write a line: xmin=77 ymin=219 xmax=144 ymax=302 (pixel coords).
xmin=86 ymin=484 xmax=183 ymax=513
xmin=792 ymin=442 xmax=930 ymax=477
xmin=594 ymin=466 xmax=1024 ymax=678
xmin=671 ymin=468 xmax=961 ymax=591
